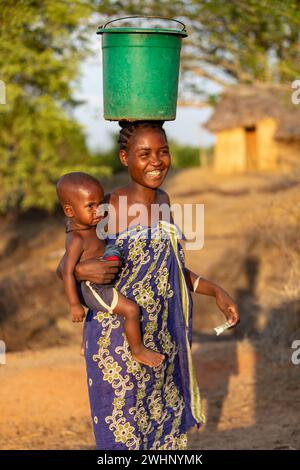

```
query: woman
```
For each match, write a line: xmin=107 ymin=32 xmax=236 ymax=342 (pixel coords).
xmin=58 ymin=121 xmax=239 ymax=450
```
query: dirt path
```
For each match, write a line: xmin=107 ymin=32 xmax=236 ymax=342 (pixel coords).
xmin=1 ymin=340 xmax=298 ymax=450
xmin=0 ymin=346 xmax=94 ymax=450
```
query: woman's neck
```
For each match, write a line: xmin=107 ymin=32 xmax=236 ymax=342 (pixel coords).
xmin=107 ymin=183 xmax=163 ymax=235
xmin=126 ymin=182 xmax=158 ymax=205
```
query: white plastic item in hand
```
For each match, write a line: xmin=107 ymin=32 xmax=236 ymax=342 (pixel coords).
xmin=214 ymin=321 xmax=231 ymax=336
xmin=193 ymin=276 xmax=201 ymax=292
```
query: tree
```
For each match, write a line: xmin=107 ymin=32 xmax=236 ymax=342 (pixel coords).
xmin=0 ymin=0 xmax=110 ymax=213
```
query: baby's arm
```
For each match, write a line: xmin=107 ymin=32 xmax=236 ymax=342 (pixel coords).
xmin=62 ymin=233 xmax=85 ymax=323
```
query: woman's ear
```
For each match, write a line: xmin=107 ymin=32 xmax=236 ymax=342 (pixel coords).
xmin=63 ymin=204 xmax=74 ymax=218
xmin=119 ymin=150 xmax=128 ymax=167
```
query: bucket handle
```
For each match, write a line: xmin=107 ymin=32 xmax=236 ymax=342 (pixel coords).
xmin=99 ymin=15 xmax=186 ymax=33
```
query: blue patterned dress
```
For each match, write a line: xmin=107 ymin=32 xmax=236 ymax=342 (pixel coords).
xmin=84 ymin=221 xmax=205 ymax=450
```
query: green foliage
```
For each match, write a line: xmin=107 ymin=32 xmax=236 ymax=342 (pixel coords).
xmin=93 ymin=133 xmax=124 ymax=174
xmin=0 ymin=0 xmax=110 ymax=213
xmin=168 ymin=141 xmax=199 ymax=168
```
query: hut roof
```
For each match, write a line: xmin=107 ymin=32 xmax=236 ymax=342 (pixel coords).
xmin=205 ymin=86 xmax=300 ymax=141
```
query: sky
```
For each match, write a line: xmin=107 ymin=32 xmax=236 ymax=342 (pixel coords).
xmin=73 ymin=33 xmax=216 ymax=152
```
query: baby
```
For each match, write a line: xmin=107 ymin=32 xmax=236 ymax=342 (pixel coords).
xmin=56 ymin=172 xmax=165 ymax=367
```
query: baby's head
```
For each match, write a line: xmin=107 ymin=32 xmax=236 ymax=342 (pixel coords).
xmin=56 ymin=172 xmax=104 ymax=227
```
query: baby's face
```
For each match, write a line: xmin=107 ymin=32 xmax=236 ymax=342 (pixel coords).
xmin=71 ymin=183 xmax=104 ymax=226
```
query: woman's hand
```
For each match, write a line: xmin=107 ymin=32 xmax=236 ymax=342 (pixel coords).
xmin=74 ymin=258 xmax=122 ymax=284
xmin=215 ymin=287 xmax=240 ymax=327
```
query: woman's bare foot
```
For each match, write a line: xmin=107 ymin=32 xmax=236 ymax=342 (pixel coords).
xmin=132 ymin=345 xmax=165 ymax=367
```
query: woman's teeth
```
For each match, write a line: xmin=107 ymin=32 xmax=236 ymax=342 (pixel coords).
xmin=147 ymin=170 xmax=162 ymax=176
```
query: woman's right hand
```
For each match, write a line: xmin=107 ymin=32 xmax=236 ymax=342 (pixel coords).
xmin=74 ymin=258 xmax=122 ymax=284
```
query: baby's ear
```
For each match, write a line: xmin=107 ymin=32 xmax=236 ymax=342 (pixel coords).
xmin=63 ymin=204 xmax=74 ymax=218
xmin=119 ymin=150 xmax=128 ymax=167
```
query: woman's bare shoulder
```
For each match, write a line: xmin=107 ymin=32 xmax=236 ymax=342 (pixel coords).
xmin=104 ymin=187 xmax=125 ymax=204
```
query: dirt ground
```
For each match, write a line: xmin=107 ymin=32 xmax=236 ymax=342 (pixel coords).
xmin=0 ymin=167 xmax=299 ymax=450
xmin=0 ymin=339 xmax=298 ymax=450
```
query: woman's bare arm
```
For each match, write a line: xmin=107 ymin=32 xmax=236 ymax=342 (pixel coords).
xmin=186 ymin=268 xmax=240 ymax=327
xmin=56 ymin=252 xmax=121 ymax=284
xmin=74 ymin=258 xmax=121 ymax=284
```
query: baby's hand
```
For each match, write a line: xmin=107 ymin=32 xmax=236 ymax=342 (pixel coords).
xmin=70 ymin=304 xmax=85 ymax=323
xmin=215 ymin=288 xmax=240 ymax=327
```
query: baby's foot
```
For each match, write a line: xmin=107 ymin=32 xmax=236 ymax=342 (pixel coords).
xmin=132 ymin=346 xmax=165 ymax=368
xmin=80 ymin=345 xmax=85 ymax=357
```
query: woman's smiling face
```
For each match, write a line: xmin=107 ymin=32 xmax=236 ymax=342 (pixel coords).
xmin=119 ymin=127 xmax=171 ymax=189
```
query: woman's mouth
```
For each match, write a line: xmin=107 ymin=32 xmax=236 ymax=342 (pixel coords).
xmin=146 ymin=169 xmax=163 ymax=178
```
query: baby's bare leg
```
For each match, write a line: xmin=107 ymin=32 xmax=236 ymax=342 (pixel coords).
xmin=113 ymin=294 xmax=164 ymax=367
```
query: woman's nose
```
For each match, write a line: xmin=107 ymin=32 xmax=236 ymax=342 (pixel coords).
xmin=149 ymin=153 xmax=161 ymax=165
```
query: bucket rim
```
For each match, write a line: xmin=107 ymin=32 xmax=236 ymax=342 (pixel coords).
xmin=96 ymin=27 xmax=188 ymax=37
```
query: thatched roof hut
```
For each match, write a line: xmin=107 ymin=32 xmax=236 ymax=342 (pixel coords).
xmin=205 ymin=86 xmax=300 ymax=173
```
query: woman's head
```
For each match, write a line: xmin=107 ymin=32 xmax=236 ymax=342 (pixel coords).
xmin=118 ymin=121 xmax=171 ymax=189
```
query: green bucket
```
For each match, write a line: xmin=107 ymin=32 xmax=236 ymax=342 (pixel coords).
xmin=97 ymin=16 xmax=188 ymax=122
